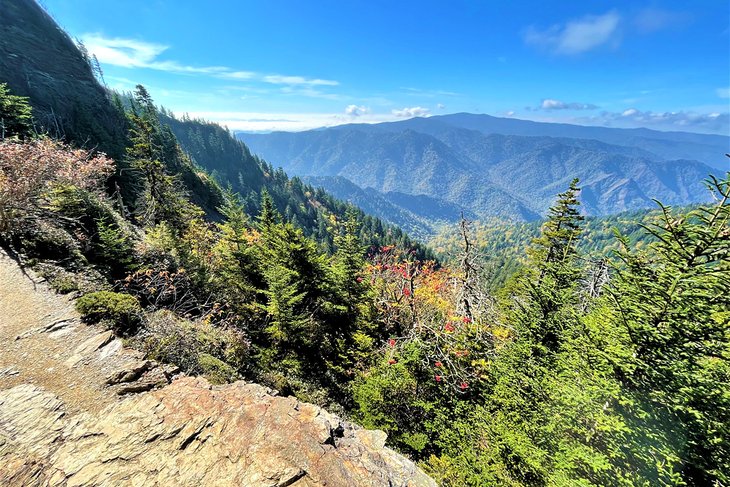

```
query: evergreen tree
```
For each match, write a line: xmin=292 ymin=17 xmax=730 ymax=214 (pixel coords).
xmin=0 ymin=83 xmax=33 ymax=139
xmin=257 ymin=188 xmax=279 ymax=228
xmin=333 ymin=208 xmax=366 ymax=303
xmin=609 ymin=175 xmax=730 ymax=484
xmin=255 ymin=197 xmax=333 ymax=384
xmin=126 ymin=85 xmax=190 ymax=227
xmin=520 ymin=178 xmax=585 ymax=352
xmin=530 ymin=177 xmax=584 ymax=287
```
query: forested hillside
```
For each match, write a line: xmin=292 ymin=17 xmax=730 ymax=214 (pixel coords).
xmin=160 ymin=112 xmax=428 ymax=254
xmin=429 ymin=206 xmax=677 ymax=290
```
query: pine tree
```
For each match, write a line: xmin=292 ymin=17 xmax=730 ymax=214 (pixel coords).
xmin=530 ymin=177 xmax=584 ymax=287
xmin=334 ymin=208 xmax=366 ymax=302
xmin=519 ymin=178 xmax=585 ymax=351
xmin=218 ymin=187 xmax=248 ymax=234
xmin=0 ymin=83 xmax=33 ymax=139
xmin=126 ymin=85 xmax=189 ymax=227
xmin=257 ymin=188 xmax=279 ymax=228
xmin=609 ymin=175 xmax=730 ymax=484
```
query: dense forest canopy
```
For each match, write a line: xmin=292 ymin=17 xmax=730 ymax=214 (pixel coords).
xmin=1 ymin=36 xmax=729 ymax=487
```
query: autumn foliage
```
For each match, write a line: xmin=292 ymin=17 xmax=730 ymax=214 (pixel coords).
xmin=0 ymin=138 xmax=114 ymax=233
xmin=365 ymin=245 xmax=500 ymax=393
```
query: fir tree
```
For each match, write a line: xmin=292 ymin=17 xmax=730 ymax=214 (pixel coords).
xmin=530 ymin=177 xmax=584 ymax=287
xmin=0 ymin=83 xmax=33 ymax=139
xmin=126 ymin=85 xmax=189 ymax=227
xmin=609 ymin=175 xmax=730 ymax=484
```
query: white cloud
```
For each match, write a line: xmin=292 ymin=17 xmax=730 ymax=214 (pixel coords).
xmin=219 ymin=71 xmax=256 ymax=80
xmin=263 ymin=75 xmax=338 ymax=86
xmin=524 ymin=11 xmax=621 ymax=55
xmin=540 ymin=98 xmax=599 ymax=110
xmin=279 ymin=86 xmax=342 ymax=100
xmin=567 ymin=108 xmax=730 ymax=134
xmin=81 ymin=34 xmax=339 ymax=88
xmin=716 ymin=87 xmax=730 ymax=99
xmin=345 ymin=105 xmax=369 ymax=117
xmin=505 ymin=110 xmax=515 ymax=117
xmin=181 ymin=110 xmax=406 ymax=132
xmin=436 ymin=103 xmax=446 ymax=110
xmin=391 ymin=106 xmax=431 ymax=118
xmin=82 ymin=34 xmax=229 ymax=74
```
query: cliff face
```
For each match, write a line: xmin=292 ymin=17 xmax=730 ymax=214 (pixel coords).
xmin=0 ymin=0 xmax=127 ymax=158
xmin=0 ymin=252 xmax=435 ymax=486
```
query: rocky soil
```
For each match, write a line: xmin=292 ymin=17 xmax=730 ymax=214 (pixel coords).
xmin=0 ymin=252 xmax=435 ymax=486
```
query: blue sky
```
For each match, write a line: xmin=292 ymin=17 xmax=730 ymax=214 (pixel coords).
xmin=43 ymin=0 xmax=729 ymax=134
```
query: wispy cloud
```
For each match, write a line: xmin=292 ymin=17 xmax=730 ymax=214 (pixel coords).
xmin=401 ymin=87 xmax=459 ymax=97
xmin=345 ymin=105 xmax=369 ymax=117
xmin=539 ymin=98 xmax=599 ymax=110
xmin=219 ymin=71 xmax=257 ymax=80
xmin=182 ymin=110 xmax=406 ymax=132
xmin=524 ymin=11 xmax=621 ymax=55
xmin=392 ymin=106 xmax=430 ymax=118
xmin=81 ymin=33 xmax=338 ymax=88
xmin=263 ymin=75 xmax=338 ymax=86
xmin=634 ymin=8 xmax=691 ymax=34
xmin=559 ymin=108 xmax=730 ymax=134
xmin=279 ymin=86 xmax=342 ymax=100
xmin=82 ymin=34 xmax=230 ymax=74
xmin=716 ymin=87 xmax=730 ymax=99
xmin=612 ymin=108 xmax=727 ymax=131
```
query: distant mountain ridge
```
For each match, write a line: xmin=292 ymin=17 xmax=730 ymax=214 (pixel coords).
xmin=238 ymin=115 xmax=726 ymax=234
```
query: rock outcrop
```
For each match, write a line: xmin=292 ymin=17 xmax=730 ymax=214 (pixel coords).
xmin=0 ymin=377 xmax=435 ymax=486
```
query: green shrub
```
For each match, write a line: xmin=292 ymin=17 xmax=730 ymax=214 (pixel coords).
xmin=76 ymin=291 xmax=141 ymax=334
xmin=93 ymin=218 xmax=137 ymax=278
xmin=50 ymin=275 xmax=78 ymax=294
xmin=133 ymin=310 xmax=250 ymax=381
xmin=198 ymin=353 xmax=239 ymax=384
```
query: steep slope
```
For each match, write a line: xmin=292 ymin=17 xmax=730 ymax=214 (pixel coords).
xmin=163 ymin=114 xmax=433 ymax=255
xmin=0 ymin=252 xmax=435 ymax=486
xmin=0 ymin=0 xmax=226 ymax=217
xmin=1 ymin=0 xmax=431 ymax=255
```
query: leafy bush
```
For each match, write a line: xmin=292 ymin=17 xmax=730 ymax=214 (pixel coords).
xmin=133 ymin=310 xmax=250 ymax=381
xmin=0 ymin=138 xmax=114 ymax=235
xmin=75 ymin=291 xmax=141 ymax=334
xmin=198 ymin=353 xmax=239 ymax=384
xmin=49 ymin=275 xmax=78 ymax=294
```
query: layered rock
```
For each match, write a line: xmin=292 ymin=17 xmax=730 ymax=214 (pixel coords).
xmin=0 ymin=377 xmax=435 ymax=486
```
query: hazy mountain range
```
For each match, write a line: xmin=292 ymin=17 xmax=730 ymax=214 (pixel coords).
xmin=239 ymin=114 xmax=728 ymax=235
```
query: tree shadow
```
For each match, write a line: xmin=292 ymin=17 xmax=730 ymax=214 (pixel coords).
xmin=0 ymin=240 xmax=38 ymax=290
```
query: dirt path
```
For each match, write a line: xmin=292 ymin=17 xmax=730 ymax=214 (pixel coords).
xmin=0 ymin=251 xmax=166 ymax=414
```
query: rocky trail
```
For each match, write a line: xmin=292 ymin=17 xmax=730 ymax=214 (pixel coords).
xmin=0 ymin=251 xmax=435 ymax=486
